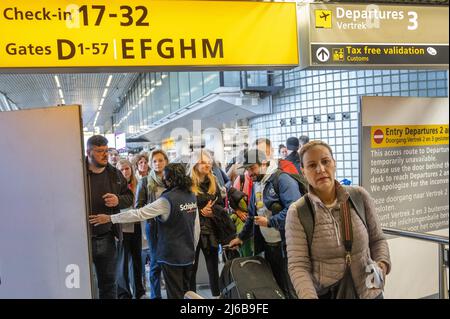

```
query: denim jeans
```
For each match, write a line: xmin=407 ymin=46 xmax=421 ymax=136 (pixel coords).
xmin=92 ymin=232 xmax=117 ymax=299
xmin=146 ymin=222 xmax=162 ymax=299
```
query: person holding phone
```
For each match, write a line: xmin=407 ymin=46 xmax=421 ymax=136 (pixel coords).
xmin=188 ymin=149 xmax=227 ymax=298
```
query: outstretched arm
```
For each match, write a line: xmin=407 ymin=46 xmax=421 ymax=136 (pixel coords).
xmin=89 ymin=197 xmax=170 ymax=225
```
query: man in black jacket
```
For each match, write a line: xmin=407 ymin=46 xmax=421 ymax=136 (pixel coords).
xmin=87 ymin=135 xmax=134 ymax=299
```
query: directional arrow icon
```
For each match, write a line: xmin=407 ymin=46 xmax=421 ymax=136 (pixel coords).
xmin=316 ymin=47 xmax=330 ymax=62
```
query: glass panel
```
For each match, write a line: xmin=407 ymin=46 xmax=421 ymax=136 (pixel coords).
xmin=203 ymin=72 xmax=220 ymax=94
xmin=178 ymin=72 xmax=191 ymax=106
xmin=189 ymin=72 xmax=204 ymax=101
xmin=169 ymin=72 xmax=180 ymax=113
xmin=223 ymin=71 xmax=240 ymax=86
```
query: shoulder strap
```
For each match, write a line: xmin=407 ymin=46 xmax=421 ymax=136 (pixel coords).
xmin=296 ymin=195 xmax=315 ymax=256
xmin=344 ymin=186 xmax=367 ymax=229
xmin=272 ymin=169 xmax=283 ymax=196
xmin=340 ymin=200 xmax=353 ymax=265
xmin=140 ymin=176 xmax=151 ymax=203
xmin=239 ymin=174 xmax=245 ymax=192
xmin=273 ymin=169 xmax=307 ymax=197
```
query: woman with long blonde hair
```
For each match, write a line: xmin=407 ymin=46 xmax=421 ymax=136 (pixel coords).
xmin=188 ymin=149 xmax=224 ymax=298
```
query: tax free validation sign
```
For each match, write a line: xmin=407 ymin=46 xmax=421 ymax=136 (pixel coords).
xmin=0 ymin=0 xmax=299 ymax=70
xmin=308 ymin=3 xmax=449 ymax=67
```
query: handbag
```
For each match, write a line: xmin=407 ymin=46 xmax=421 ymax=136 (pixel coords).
xmin=212 ymin=205 xmax=237 ymax=244
xmin=319 ymin=200 xmax=359 ymax=299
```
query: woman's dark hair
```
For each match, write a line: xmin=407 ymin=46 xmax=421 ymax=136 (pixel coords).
xmin=86 ymin=135 xmax=108 ymax=150
xmin=163 ymin=163 xmax=192 ymax=192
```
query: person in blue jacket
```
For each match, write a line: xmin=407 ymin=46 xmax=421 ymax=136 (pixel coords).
xmin=229 ymin=149 xmax=302 ymax=299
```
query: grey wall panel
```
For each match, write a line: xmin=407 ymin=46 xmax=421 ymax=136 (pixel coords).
xmin=0 ymin=105 xmax=92 ymax=298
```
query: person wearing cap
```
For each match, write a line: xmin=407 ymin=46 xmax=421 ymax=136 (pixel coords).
xmin=285 ymin=137 xmax=301 ymax=173
xmin=228 ymin=149 xmax=300 ymax=299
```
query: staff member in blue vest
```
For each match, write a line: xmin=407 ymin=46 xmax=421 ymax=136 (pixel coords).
xmin=90 ymin=163 xmax=200 ymax=299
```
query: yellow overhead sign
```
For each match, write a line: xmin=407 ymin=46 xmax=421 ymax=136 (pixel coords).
xmin=0 ymin=0 xmax=299 ymax=70
xmin=371 ymin=125 xmax=449 ymax=148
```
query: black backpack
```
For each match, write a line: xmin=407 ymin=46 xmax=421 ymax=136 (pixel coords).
xmin=272 ymin=169 xmax=308 ymax=198
xmin=295 ymin=187 xmax=367 ymax=254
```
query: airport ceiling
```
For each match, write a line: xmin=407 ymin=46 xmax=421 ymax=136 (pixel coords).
xmin=0 ymin=0 xmax=447 ymax=132
xmin=0 ymin=73 xmax=139 ymax=131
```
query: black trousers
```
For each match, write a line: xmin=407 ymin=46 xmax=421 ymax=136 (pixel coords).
xmin=189 ymin=241 xmax=220 ymax=297
xmin=160 ymin=263 xmax=193 ymax=299
xmin=92 ymin=232 xmax=117 ymax=299
xmin=116 ymin=228 xmax=145 ymax=299
xmin=264 ymin=242 xmax=297 ymax=299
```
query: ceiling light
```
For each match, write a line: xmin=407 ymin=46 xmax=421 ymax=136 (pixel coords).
xmin=106 ymin=75 xmax=113 ymax=87
xmin=102 ymin=88 xmax=109 ymax=98
xmin=61 ymin=99 xmax=66 ymax=105
xmin=58 ymin=89 xmax=64 ymax=99
xmin=54 ymin=75 xmax=61 ymax=88
xmin=100 ymin=98 xmax=105 ymax=105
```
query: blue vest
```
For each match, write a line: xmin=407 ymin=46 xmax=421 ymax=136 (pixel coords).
xmin=157 ymin=187 xmax=197 ymax=266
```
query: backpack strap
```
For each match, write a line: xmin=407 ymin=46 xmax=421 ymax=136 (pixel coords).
xmin=295 ymin=195 xmax=315 ymax=257
xmin=344 ymin=186 xmax=367 ymax=229
xmin=271 ymin=170 xmax=283 ymax=196
xmin=239 ymin=174 xmax=245 ymax=192
xmin=295 ymin=188 xmax=366 ymax=257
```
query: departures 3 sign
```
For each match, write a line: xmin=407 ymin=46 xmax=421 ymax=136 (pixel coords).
xmin=306 ymin=3 xmax=448 ymax=67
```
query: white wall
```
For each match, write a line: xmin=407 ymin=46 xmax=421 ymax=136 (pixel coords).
xmin=0 ymin=106 xmax=92 ymax=298
xmin=384 ymin=229 xmax=449 ymax=299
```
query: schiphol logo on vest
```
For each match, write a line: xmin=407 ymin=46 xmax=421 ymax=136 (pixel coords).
xmin=179 ymin=202 xmax=197 ymax=213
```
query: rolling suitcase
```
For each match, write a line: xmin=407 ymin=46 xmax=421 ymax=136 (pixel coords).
xmin=219 ymin=254 xmax=285 ymax=299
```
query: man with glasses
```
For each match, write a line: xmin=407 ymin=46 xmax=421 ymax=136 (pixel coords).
xmin=86 ymin=135 xmax=133 ymax=299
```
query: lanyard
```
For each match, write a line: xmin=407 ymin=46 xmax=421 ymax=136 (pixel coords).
xmin=340 ymin=200 xmax=353 ymax=266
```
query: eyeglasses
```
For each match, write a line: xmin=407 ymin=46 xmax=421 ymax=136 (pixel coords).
xmin=198 ymin=161 xmax=212 ymax=165
xmin=92 ymin=149 xmax=108 ymax=154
